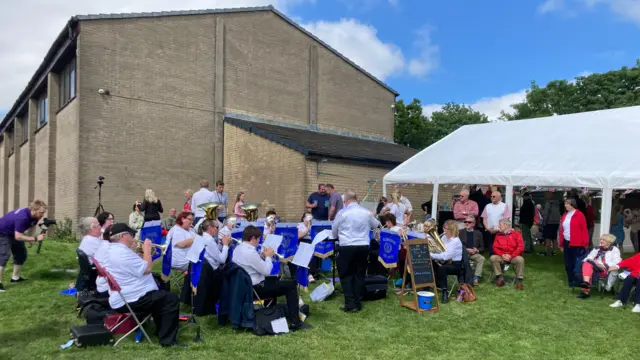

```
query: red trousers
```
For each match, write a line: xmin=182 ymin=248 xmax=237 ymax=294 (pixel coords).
xmin=581 ymin=262 xmax=607 ymax=284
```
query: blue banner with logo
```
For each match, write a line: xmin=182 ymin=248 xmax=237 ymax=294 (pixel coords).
xmin=190 ymin=250 xmax=206 ymax=295
xmin=275 ymin=223 xmax=298 ymax=263
xmin=378 ymin=229 xmax=402 ymax=269
xmin=141 ymin=221 xmax=163 ymax=262
xmin=311 ymin=221 xmax=334 ymax=258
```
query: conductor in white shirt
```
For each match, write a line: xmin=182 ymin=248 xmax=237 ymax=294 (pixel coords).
xmin=232 ymin=225 xmax=312 ymax=331
xmin=331 ymin=189 xmax=380 ymax=312
xmin=103 ymin=223 xmax=181 ymax=347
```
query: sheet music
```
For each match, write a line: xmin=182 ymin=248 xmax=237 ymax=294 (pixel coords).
xmin=263 ymin=234 xmax=283 ymax=251
xmin=312 ymin=229 xmax=333 ymax=245
xmin=271 ymin=317 xmax=289 ymax=334
xmin=291 ymin=242 xmax=314 ymax=268
xmin=186 ymin=235 xmax=206 ymax=263
xmin=143 ymin=220 xmax=162 ymax=228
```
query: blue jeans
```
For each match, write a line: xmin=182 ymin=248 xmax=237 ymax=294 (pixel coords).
xmin=564 ymin=240 xmax=587 ymax=286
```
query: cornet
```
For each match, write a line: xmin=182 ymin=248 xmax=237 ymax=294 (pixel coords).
xmin=132 ymin=240 xmax=167 ymax=258
xmin=228 ymin=236 xmax=283 ymax=259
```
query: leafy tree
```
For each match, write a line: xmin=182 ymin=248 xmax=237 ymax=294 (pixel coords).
xmin=393 ymin=98 xmax=429 ymax=149
xmin=502 ymin=60 xmax=640 ymax=120
xmin=426 ymin=103 xmax=489 ymax=145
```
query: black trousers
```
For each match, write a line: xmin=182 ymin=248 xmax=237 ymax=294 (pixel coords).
xmin=563 ymin=241 xmax=587 ymax=286
xmin=618 ymin=275 xmax=640 ymax=305
xmin=192 ymin=263 xmax=222 ymax=316
xmin=433 ymin=261 xmax=462 ymax=289
xmin=115 ymin=290 xmax=180 ymax=346
xmin=254 ymin=279 xmax=300 ymax=324
xmin=336 ymin=245 xmax=369 ymax=310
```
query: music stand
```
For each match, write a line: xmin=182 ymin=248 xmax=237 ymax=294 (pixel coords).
xmin=326 ymin=238 xmax=342 ymax=294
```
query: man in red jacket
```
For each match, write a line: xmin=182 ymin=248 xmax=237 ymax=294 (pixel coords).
xmin=490 ymin=219 xmax=525 ymax=290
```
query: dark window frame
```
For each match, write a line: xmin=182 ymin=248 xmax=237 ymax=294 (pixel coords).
xmin=19 ymin=117 xmax=28 ymax=145
xmin=7 ymin=126 xmax=15 ymax=156
xmin=59 ymin=57 xmax=76 ymax=108
xmin=36 ymin=94 xmax=48 ymax=129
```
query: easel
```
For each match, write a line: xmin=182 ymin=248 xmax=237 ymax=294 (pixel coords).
xmin=399 ymin=238 xmax=439 ymax=313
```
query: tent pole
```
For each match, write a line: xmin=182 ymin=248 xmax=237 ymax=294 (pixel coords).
xmin=431 ymin=183 xmax=439 ymax=219
xmin=382 ymin=179 xmax=387 ymax=197
xmin=505 ymin=185 xmax=514 ymax=219
xmin=600 ymin=188 xmax=613 ymax=237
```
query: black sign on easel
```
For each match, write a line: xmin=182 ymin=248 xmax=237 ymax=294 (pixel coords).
xmin=399 ymin=238 xmax=439 ymax=313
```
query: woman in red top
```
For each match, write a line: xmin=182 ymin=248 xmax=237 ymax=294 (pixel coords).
xmin=183 ymin=189 xmax=193 ymax=212
xmin=559 ymin=198 xmax=589 ymax=287
xmin=610 ymin=253 xmax=640 ymax=312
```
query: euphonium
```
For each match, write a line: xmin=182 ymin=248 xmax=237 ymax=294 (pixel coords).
xmin=240 ymin=203 xmax=260 ymax=222
xmin=423 ymin=219 xmax=446 ymax=253
xmin=195 ymin=202 xmax=224 ymax=233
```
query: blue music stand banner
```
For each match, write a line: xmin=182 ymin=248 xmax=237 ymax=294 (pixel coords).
xmin=311 ymin=221 xmax=334 ymax=258
xmin=190 ymin=250 xmax=206 ymax=295
xmin=275 ymin=223 xmax=298 ymax=263
xmin=378 ymin=229 xmax=402 ymax=269
xmin=141 ymin=221 xmax=163 ymax=262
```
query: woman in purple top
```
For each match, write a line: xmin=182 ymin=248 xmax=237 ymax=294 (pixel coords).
xmin=0 ymin=199 xmax=47 ymax=291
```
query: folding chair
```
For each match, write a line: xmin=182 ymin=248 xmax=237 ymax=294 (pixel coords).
xmin=161 ymin=238 xmax=188 ymax=293
xmin=92 ymin=258 xmax=153 ymax=347
xmin=252 ymin=276 xmax=277 ymax=308
xmin=75 ymin=249 xmax=97 ymax=292
xmin=490 ymin=263 xmax=518 ymax=285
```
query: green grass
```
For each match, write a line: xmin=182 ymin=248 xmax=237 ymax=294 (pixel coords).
xmin=0 ymin=241 xmax=637 ymax=360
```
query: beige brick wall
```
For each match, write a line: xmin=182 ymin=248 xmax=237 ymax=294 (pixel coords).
xmin=19 ymin=141 xmax=30 ymax=207
xmin=34 ymin=125 xmax=49 ymax=205
xmin=7 ymin=154 xmax=15 ymax=210
xmin=224 ymin=12 xmax=310 ymax=127
xmin=54 ymin=99 xmax=80 ymax=222
xmin=316 ymin=46 xmax=395 ymax=140
xmin=224 ymin=124 xmax=306 ymax=222
xmin=77 ymin=17 xmax=217 ymax=222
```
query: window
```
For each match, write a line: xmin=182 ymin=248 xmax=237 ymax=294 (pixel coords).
xmin=60 ymin=58 xmax=76 ymax=107
xmin=7 ymin=127 xmax=14 ymax=156
xmin=19 ymin=117 xmax=28 ymax=144
xmin=37 ymin=94 xmax=48 ymax=128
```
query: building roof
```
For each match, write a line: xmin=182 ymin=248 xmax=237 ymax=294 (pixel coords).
xmin=383 ymin=105 xmax=640 ymax=189
xmin=225 ymin=117 xmax=417 ymax=167
xmin=1 ymin=5 xmax=398 ymax=133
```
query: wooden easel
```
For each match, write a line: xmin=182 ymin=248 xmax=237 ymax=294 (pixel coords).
xmin=399 ymin=239 xmax=439 ymax=313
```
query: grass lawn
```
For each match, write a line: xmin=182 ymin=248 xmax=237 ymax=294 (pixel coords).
xmin=0 ymin=240 xmax=637 ymax=360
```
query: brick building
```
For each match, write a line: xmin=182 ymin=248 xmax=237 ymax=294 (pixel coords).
xmin=0 ymin=6 xmax=449 ymax=225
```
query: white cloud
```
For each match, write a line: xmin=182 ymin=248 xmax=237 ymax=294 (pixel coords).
xmin=0 ymin=0 xmax=311 ymax=112
xmin=422 ymin=90 xmax=528 ymax=121
xmin=407 ymin=26 xmax=439 ymax=78
xmin=538 ymin=0 xmax=565 ymax=14
xmin=541 ymin=0 xmax=640 ymax=26
xmin=303 ymin=19 xmax=406 ymax=80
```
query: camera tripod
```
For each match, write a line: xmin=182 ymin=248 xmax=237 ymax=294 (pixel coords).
xmin=94 ymin=180 xmax=105 ymax=216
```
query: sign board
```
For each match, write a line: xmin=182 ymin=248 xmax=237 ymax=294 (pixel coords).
xmin=399 ymin=238 xmax=439 ymax=313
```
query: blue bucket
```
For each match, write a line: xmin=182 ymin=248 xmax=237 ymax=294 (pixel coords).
xmin=417 ymin=291 xmax=435 ymax=310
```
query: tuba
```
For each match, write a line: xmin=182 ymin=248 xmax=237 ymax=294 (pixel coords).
xmin=240 ymin=203 xmax=260 ymax=222
xmin=195 ymin=202 xmax=224 ymax=233
xmin=423 ymin=219 xmax=446 ymax=254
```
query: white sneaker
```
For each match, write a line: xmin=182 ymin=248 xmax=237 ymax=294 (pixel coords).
xmin=610 ymin=300 xmax=624 ymax=308
xmin=308 ymin=275 xmax=316 ymax=283
xmin=632 ymin=304 xmax=640 ymax=313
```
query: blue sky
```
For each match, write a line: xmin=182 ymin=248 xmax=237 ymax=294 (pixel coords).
xmin=1 ymin=0 xmax=639 ymax=120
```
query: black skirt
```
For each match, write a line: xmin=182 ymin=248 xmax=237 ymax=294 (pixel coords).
xmin=542 ymin=224 xmax=559 ymax=240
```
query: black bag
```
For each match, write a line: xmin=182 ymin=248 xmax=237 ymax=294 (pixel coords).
xmin=78 ymin=299 xmax=113 ymax=325
xmin=363 ymin=275 xmax=387 ymax=301
xmin=70 ymin=324 xmax=114 ymax=347
xmin=253 ymin=304 xmax=289 ymax=336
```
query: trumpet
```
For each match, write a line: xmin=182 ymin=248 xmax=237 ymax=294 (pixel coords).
xmin=132 ymin=239 xmax=167 ymax=257
xmin=227 ymin=235 xmax=283 ymax=259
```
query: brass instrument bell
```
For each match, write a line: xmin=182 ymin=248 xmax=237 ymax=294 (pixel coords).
xmin=240 ymin=203 xmax=260 ymax=222
xmin=423 ymin=219 xmax=446 ymax=253
xmin=198 ymin=202 xmax=224 ymax=221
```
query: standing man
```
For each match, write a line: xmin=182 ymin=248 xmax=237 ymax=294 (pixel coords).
xmin=481 ymin=191 xmax=511 ymax=255
xmin=519 ymin=192 xmax=536 ymax=253
xmin=332 ymin=190 xmax=380 ymax=312
xmin=306 ymin=184 xmax=330 ymax=221
xmin=453 ymin=189 xmax=479 ymax=229
xmin=0 ymin=200 xmax=47 ymax=291
xmin=212 ymin=180 xmax=229 ymax=223
xmin=326 ymin=184 xmax=344 ymax=221
xmin=191 ymin=180 xmax=214 ymax=225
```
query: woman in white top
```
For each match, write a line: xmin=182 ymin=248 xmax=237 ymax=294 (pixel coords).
xmin=262 ymin=210 xmax=277 ymax=241
xmin=578 ymin=234 xmax=621 ymax=298
xmin=383 ymin=193 xmax=406 ymax=227
xmin=169 ymin=212 xmax=195 ymax=271
xmin=430 ymin=220 xmax=464 ymax=304
xmin=289 ymin=211 xmax=319 ymax=283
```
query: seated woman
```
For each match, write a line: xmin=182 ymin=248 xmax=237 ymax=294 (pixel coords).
xmin=578 ymin=234 xmax=621 ymax=298
xmin=610 ymin=252 xmax=640 ymax=313
xmin=295 ymin=211 xmax=321 ymax=283
xmin=128 ymin=202 xmax=144 ymax=239
xmin=170 ymin=212 xmax=195 ymax=271
xmin=430 ymin=220 xmax=463 ymax=304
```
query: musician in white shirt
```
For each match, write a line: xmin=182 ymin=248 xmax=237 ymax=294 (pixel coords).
xmin=78 ymin=217 xmax=103 ymax=263
xmin=296 ymin=211 xmax=319 ymax=283
xmin=332 ymin=189 xmax=380 ymax=312
xmin=262 ymin=210 xmax=277 ymax=240
xmin=232 ymin=226 xmax=312 ymax=331
xmin=102 ymin=223 xmax=181 ymax=347
xmin=169 ymin=212 xmax=195 ymax=271
xmin=430 ymin=220 xmax=464 ymax=304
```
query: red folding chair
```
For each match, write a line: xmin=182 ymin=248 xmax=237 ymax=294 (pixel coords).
xmin=92 ymin=258 xmax=153 ymax=346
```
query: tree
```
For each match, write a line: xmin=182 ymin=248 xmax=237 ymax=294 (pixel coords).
xmin=394 ymin=100 xmax=489 ymax=150
xmin=502 ymin=60 xmax=640 ymax=120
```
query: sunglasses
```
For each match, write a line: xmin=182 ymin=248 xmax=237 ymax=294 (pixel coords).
xmin=491 ymin=196 xmax=498 ymax=199
xmin=463 ymin=221 xmax=474 ymax=224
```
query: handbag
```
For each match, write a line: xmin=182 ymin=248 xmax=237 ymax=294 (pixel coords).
xmin=459 ymin=283 xmax=476 ymax=302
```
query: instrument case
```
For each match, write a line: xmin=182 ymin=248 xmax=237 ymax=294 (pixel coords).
xmin=70 ymin=324 xmax=114 ymax=347
xmin=363 ymin=275 xmax=388 ymax=301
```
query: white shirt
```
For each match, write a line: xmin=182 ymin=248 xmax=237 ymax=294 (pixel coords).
xmin=389 ymin=203 xmax=406 ymax=226
xmin=263 ymin=224 xmax=275 ymax=239
xmin=191 ymin=188 xmax=214 ymax=218
xmin=584 ymin=246 xmax=622 ymax=267
xmin=170 ymin=226 xmax=192 ymax=270
xmin=219 ymin=225 xmax=233 ymax=238
xmin=297 ymin=223 xmax=311 ymax=240
xmin=104 ymin=243 xmax=158 ymax=309
xmin=563 ymin=210 xmax=575 ymax=241
xmin=203 ymin=233 xmax=229 ymax=270
xmin=401 ymin=196 xmax=413 ymax=213
xmin=93 ymin=241 xmax=110 ymax=293
xmin=79 ymin=234 xmax=103 ymax=264
xmin=232 ymin=242 xmax=273 ymax=285
xmin=482 ymin=202 xmax=510 ymax=229
xmin=430 ymin=236 xmax=463 ymax=262
xmin=332 ymin=202 xmax=380 ymax=246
